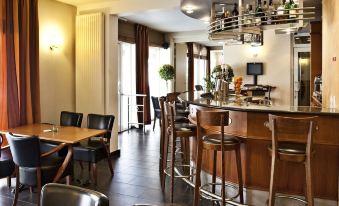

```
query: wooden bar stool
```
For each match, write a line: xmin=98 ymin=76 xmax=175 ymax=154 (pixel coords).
xmin=161 ymin=101 xmax=196 ymax=203
xmin=267 ymin=114 xmax=317 ymax=206
xmin=193 ymin=109 xmax=244 ymax=206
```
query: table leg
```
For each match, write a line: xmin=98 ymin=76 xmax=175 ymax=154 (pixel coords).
xmin=53 ymin=144 xmax=73 ymax=183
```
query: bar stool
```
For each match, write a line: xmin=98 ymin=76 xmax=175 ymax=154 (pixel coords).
xmin=193 ymin=109 xmax=244 ymax=206
xmin=161 ymin=101 xmax=196 ymax=203
xmin=267 ymin=114 xmax=317 ymax=206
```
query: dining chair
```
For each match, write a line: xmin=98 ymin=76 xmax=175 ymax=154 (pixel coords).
xmin=151 ymin=96 xmax=161 ymax=131
xmin=6 ymin=133 xmax=72 ymax=206
xmin=40 ymin=111 xmax=83 ymax=157
xmin=0 ymin=134 xmax=15 ymax=187
xmin=40 ymin=183 xmax=109 ymax=206
xmin=72 ymin=114 xmax=115 ymax=185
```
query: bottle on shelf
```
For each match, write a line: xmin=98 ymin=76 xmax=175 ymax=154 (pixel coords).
xmin=262 ymin=1 xmax=268 ymax=24
xmin=224 ymin=9 xmax=231 ymax=29
xmin=289 ymin=0 xmax=298 ymax=20
xmin=277 ymin=0 xmax=286 ymax=23
xmin=267 ymin=0 xmax=275 ymax=24
xmin=243 ymin=4 xmax=249 ymax=27
xmin=219 ymin=7 xmax=226 ymax=30
xmin=255 ymin=0 xmax=263 ymax=26
xmin=232 ymin=3 xmax=239 ymax=28
xmin=284 ymin=0 xmax=291 ymax=22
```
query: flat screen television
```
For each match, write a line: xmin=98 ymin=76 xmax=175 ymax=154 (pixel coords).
xmin=247 ymin=63 xmax=263 ymax=85
xmin=247 ymin=63 xmax=263 ymax=75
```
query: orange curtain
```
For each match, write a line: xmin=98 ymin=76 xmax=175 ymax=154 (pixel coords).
xmin=0 ymin=0 xmax=40 ymax=144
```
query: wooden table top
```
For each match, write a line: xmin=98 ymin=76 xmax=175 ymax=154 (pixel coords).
xmin=4 ymin=123 xmax=106 ymax=144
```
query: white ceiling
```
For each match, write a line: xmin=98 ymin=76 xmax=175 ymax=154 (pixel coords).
xmin=119 ymin=7 xmax=208 ymax=33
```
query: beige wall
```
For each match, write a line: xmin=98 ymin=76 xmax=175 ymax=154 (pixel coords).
xmin=175 ymin=43 xmax=187 ymax=92
xmin=39 ymin=0 xmax=76 ymax=124
xmin=322 ymin=0 xmax=339 ymax=108
xmin=223 ymin=30 xmax=292 ymax=106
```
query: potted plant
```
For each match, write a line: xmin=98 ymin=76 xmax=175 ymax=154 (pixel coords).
xmin=159 ymin=64 xmax=175 ymax=92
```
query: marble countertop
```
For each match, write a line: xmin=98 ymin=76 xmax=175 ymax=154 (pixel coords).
xmin=179 ymin=92 xmax=339 ymax=116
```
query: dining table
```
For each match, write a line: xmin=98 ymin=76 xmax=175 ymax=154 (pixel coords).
xmin=1 ymin=123 xmax=107 ymax=183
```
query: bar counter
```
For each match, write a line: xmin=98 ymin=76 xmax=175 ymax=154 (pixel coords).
xmin=179 ymin=92 xmax=339 ymax=201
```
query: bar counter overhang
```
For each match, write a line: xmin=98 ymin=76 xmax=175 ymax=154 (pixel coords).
xmin=179 ymin=92 xmax=339 ymax=201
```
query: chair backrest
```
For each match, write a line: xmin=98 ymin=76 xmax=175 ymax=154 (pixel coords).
xmin=151 ymin=96 xmax=160 ymax=110
xmin=166 ymin=92 xmax=181 ymax=103
xmin=195 ymin=85 xmax=203 ymax=91
xmin=41 ymin=183 xmax=109 ymax=206
xmin=0 ymin=134 xmax=3 ymax=158
xmin=196 ymin=109 xmax=230 ymax=134
xmin=269 ymin=114 xmax=317 ymax=154
xmin=60 ymin=111 xmax=83 ymax=127
xmin=6 ymin=133 xmax=41 ymax=167
xmin=87 ymin=114 xmax=115 ymax=139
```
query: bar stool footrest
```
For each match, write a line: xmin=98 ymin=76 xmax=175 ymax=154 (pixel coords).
xmin=200 ymin=182 xmax=240 ymax=202
xmin=274 ymin=195 xmax=307 ymax=204
xmin=164 ymin=165 xmax=196 ymax=178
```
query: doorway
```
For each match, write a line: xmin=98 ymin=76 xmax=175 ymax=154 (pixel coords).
xmin=293 ymin=47 xmax=311 ymax=106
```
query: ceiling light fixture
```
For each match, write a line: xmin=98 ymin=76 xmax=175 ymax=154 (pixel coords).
xmin=184 ymin=5 xmax=194 ymax=14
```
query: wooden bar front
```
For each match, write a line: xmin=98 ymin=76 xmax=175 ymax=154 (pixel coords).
xmin=189 ymin=105 xmax=339 ymax=200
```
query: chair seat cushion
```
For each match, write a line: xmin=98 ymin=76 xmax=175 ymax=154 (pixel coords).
xmin=174 ymin=123 xmax=196 ymax=131
xmin=20 ymin=156 xmax=72 ymax=186
xmin=72 ymin=139 xmax=107 ymax=163
xmin=202 ymin=134 xmax=239 ymax=145
xmin=0 ymin=148 xmax=15 ymax=178
xmin=174 ymin=115 xmax=189 ymax=123
xmin=268 ymin=142 xmax=306 ymax=155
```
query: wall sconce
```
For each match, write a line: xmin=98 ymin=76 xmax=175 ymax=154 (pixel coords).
xmin=250 ymin=46 xmax=261 ymax=59
xmin=48 ymin=34 xmax=63 ymax=51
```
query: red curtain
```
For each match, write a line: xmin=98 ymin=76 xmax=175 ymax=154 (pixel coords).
xmin=0 ymin=0 xmax=41 ymax=143
xmin=135 ymin=24 xmax=151 ymax=126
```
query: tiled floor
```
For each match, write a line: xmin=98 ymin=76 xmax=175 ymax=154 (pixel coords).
xmin=0 ymin=126 xmax=209 ymax=206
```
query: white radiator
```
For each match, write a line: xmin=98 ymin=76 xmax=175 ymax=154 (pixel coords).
xmin=76 ymin=13 xmax=105 ymax=125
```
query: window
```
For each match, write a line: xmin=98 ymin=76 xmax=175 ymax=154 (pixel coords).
xmin=148 ymin=46 xmax=170 ymax=119
xmin=194 ymin=57 xmax=207 ymax=87
xmin=118 ymin=42 xmax=137 ymax=132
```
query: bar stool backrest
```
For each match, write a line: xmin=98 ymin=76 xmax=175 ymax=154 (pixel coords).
xmin=166 ymin=92 xmax=181 ymax=103
xmin=164 ymin=102 xmax=176 ymax=133
xmin=269 ymin=114 xmax=318 ymax=155
xmin=159 ymin=97 xmax=167 ymax=140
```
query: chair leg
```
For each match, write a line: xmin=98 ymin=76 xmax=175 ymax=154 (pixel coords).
xmin=268 ymin=154 xmax=278 ymax=206
xmin=193 ymin=137 xmax=203 ymax=206
xmin=170 ymin=134 xmax=176 ymax=203
xmin=7 ymin=176 xmax=11 ymax=188
xmin=305 ymin=157 xmax=314 ymax=206
xmin=91 ymin=163 xmax=98 ymax=186
xmin=37 ymin=168 xmax=42 ymax=206
xmin=12 ymin=166 xmax=19 ymax=206
xmin=221 ymin=150 xmax=226 ymax=206
xmin=235 ymin=146 xmax=244 ymax=204
xmin=79 ymin=161 xmax=84 ymax=170
xmin=100 ymin=138 xmax=114 ymax=176
xmin=161 ymin=129 xmax=169 ymax=191
xmin=212 ymin=150 xmax=217 ymax=206
xmin=153 ymin=116 xmax=156 ymax=131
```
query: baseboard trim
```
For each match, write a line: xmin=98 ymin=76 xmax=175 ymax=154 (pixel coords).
xmin=110 ymin=149 xmax=121 ymax=158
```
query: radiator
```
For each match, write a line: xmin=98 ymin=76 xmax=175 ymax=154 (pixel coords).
xmin=75 ymin=13 xmax=105 ymax=125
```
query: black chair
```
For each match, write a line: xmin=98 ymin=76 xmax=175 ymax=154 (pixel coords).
xmin=73 ymin=114 xmax=115 ymax=185
xmin=151 ymin=96 xmax=161 ymax=131
xmin=195 ymin=85 xmax=204 ymax=91
xmin=60 ymin=111 xmax=83 ymax=127
xmin=6 ymin=133 xmax=72 ymax=206
xmin=0 ymin=134 xmax=15 ymax=187
xmin=40 ymin=111 xmax=83 ymax=157
xmin=40 ymin=183 xmax=109 ymax=206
